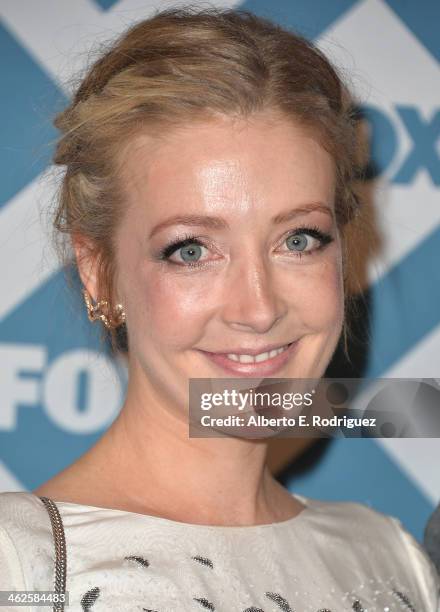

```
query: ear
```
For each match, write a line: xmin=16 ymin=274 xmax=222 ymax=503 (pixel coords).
xmin=72 ymin=234 xmax=101 ymax=302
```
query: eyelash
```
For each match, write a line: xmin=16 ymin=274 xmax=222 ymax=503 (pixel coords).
xmin=157 ymin=226 xmax=334 ymax=268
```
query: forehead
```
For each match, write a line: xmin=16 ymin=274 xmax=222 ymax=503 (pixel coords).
xmin=118 ymin=113 xmax=335 ymax=221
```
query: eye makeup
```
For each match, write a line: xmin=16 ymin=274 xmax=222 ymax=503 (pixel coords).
xmin=159 ymin=234 xmax=208 ymax=260
xmin=154 ymin=225 xmax=335 ymax=268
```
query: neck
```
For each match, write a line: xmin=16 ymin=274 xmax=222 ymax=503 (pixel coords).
xmin=72 ymin=367 xmax=299 ymax=526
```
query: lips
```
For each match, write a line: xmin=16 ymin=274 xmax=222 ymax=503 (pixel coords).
xmin=198 ymin=341 xmax=299 ymax=377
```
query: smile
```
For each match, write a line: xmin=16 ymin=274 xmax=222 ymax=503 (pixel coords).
xmin=198 ymin=341 xmax=298 ymax=377
xmin=226 ymin=344 xmax=291 ymax=363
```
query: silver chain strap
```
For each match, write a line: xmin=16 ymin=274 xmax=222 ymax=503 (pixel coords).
xmin=38 ymin=496 xmax=67 ymax=612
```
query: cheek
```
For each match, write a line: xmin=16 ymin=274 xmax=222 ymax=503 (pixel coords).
xmin=291 ymin=253 xmax=344 ymax=332
xmin=130 ymin=267 xmax=213 ymax=347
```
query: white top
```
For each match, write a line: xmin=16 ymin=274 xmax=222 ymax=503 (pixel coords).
xmin=0 ymin=491 xmax=439 ymax=612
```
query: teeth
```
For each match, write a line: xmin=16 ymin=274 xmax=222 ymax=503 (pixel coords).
xmin=226 ymin=344 xmax=289 ymax=364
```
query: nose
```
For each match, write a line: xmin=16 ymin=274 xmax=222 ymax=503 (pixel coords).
xmin=220 ymin=254 xmax=287 ymax=334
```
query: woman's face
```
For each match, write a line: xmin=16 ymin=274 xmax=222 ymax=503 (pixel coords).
xmin=113 ymin=112 xmax=344 ymax=406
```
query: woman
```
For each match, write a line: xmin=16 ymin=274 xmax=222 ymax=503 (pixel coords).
xmin=0 ymin=7 xmax=438 ymax=611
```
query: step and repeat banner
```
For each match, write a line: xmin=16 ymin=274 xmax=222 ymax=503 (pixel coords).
xmin=0 ymin=0 xmax=439 ymax=541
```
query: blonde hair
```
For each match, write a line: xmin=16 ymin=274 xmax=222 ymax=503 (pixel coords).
xmin=51 ymin=6 xmax=362 ymax=357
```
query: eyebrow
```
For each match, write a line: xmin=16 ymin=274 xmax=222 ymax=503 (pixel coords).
xmin=149 ymin=202 xmax=334 ymax=238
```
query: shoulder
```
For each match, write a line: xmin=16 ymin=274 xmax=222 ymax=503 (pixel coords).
xmin=301 ymin=495 xmax=440 ymax=610
xmin=425 ymin=503 xmax=440 ymax=574
xmin=0 ymin=489 xmax=47 ymax=517
xmin=0 ymin=491 xmax=55 ymax=592
xmin=0 ymin=491 xmax=52 ymax=537
xmin=301 ymin=493 xmax=430 ymax=543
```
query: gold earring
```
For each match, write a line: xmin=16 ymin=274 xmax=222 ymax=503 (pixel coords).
xmin=82 ymin=289 xmax=126 ymax=330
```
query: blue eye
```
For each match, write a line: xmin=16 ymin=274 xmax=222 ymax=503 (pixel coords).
xmin=159 ymin=236 xmax=208 ymax=266
xmin=283 ymin=227 xmax=333 ymax=256
xmin=179 ymin=243 xmax=203 ymax=262
xmin=285 ymin=233 xmax=309 ymax=251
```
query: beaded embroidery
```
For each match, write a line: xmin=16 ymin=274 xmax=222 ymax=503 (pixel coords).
xmin=265 ymin=591 xmax=292 ymax=611
xmin=393 ymin=589 xmax=416 ymax=611
xmin=193 ymin=597 xmax=215 ymax=610
xmin=80 ymin=586 xmax=100 ymax=611
xmin=125 ymin=555 xmax=150 ymax=568
xmin=192 ymin=555 xmax=214 ymax=569
xmin=77 ymin=553 xmax=417 ymax=611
